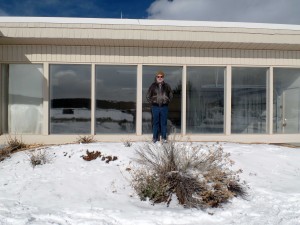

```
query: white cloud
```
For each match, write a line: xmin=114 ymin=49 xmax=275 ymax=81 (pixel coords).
xmin=147 ymin=0 xmax=300 ymax=24
xmin=0 ymin=9 xmax=9 ymax=16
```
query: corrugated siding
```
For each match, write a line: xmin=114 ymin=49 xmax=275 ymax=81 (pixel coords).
xmin=1 ymin=45 xmax=300 ymax=66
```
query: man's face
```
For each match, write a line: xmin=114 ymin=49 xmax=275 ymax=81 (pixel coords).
xmin=156 ymin=74 xmax=164 ymax=83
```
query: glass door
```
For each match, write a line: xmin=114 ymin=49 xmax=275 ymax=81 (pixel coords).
xmin=282 ymin=88 xmax=300 ymax=133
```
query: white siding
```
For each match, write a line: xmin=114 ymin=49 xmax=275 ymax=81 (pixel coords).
xmin=1 ymin=45 xmax=300 ymax=67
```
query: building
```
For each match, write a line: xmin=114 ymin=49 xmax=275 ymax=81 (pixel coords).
xmin=1 ymin=17 xmax=300 ymax=144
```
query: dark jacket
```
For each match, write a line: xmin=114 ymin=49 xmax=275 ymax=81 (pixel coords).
xmin=146 ymin=81 xmax=173 ymax=106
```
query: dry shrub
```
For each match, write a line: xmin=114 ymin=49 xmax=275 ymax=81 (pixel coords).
xmin=81 ymin=150 xmax=118 ymax=163
xmin=27 ymin=150 xmax=52 ymax=168
xmin=0 ymin=148 xmax=11 ymax=162
xmin=82 ymin=150 xmax=101 ymax=161
xmin=0 ymin=136 xmax=28 ymax=161
xmin=6 ymin=135 xmax=27 ymax=151
xmin=131 ymin=140 xmax=247 ymax=209
xmin=102 ymin=155 xmax=118 ymax=163
xmin=77 ymin=135 xmax=96 ymax=144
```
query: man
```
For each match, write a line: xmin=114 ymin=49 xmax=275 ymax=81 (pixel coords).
xmin=146 ymin=71 xmax=173 ymax=143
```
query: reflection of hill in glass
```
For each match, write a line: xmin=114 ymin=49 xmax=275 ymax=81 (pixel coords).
xmin=9 ymin=94 xmax=42 ymax=105
xmin=52 ymin=99 xmax=90 ymax=109
xmin=51 ymin=98 xmax=135 ymax=110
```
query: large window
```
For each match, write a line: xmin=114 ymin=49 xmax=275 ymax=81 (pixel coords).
xmin=273 ymin=68 xmax=300 ymax=133
xmin=50 ymin=64 xmax=91 ymax=134
xmin=142 ymin=66 xmax=182 ymax=135
xmin=231 ymin=67 xmax=267 ymax=133
xmin=3 ymin=64 xmax=43 ymax=134
xmin=95 ymin=65 xmax=137 ymax=134
xmin=187 ymin=67 xmax=225 ymax=133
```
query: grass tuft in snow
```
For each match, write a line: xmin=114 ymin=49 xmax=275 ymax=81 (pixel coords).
xmin=122 ymin=139 xmax=133 ymax=147
xmin=0 ymin=147 xmax=11 ymax=162
xmin=27 ymin=149 xmax=52 ymax=168
xmin=1 ymin=136 xmax=28 ymax=161
xmin=7 ymin=135 xmax=28 ymax=151
xmin=77 ymin=135 xmax=96 ymax=144
xmin=131 ymin=139 xmax=248 ymax=209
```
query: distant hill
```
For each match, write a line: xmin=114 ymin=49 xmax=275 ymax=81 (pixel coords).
xmin=51 ymin=98 xmax=135 ymax=110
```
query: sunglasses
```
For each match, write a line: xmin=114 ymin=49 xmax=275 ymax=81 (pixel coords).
xmin=156 ymin=75 xmax=164 ymax=78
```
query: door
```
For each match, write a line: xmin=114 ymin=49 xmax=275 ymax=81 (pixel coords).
xmin=282 ymin=88 xmax=300 ymax=133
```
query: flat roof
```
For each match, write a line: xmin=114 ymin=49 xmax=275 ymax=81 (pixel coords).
xmin=1 ymin=16 xmax=300 ymax=31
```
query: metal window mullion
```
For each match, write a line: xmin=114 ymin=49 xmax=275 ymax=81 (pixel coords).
xmin=136 ymin=64 xmax=143 ymax=135
xmin=43 ymin=62 xmax=49 ymax=135
xmin=267 ymin=67 xmax=273 ymax=134
xmin=91 ymin=64 xmax=96 ymax=135
xmin=182 ymin=65 xmax=187 ymax=135
xmin=225 ymin=66 xmax=232 ymax=135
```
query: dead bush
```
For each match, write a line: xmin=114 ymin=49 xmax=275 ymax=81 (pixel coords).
xmin=0 ymin=148 xmax=11 ymax=162
xmin=6 ymin=135 xmax=27 ymax=152
xmin=77 ymin=135 xmax=96 ymax=144
xmin=27 ymin=149 xmax=52 ymax=168
xmin=0 ymin=136 xmax=28 ymax=161
xmin=82 ymin=150 xmax=101 ymax=161
xmin=81 ymin=150 xmax=118 ymax=163
xmin=131 ymin=140 xmax=247 ymax=209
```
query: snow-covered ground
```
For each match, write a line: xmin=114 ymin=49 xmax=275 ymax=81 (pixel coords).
xmin=1 ymin=142 xmax=300 ymax=225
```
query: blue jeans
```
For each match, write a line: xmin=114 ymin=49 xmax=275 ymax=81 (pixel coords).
xmin=152 ymin=105 xmax=168 ymax=141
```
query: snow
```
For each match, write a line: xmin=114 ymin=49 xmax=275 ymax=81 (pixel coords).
xmin=1 ymin=142 xmax=300 ymax=225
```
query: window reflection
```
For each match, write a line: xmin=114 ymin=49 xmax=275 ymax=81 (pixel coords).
xmin=8 ymin=64 xmax=43 ymax=134
xmin=274 ymin=68 xmax=300 ymax=133
xmin=232 ymin=67 xmax=267 ymax=133
xmin=142 ymin=66 xmax=182 ymax=134
xmin=95 ymin=65 xmax=137 ymax=134
xmin=50 ymin=64 xmax=91 ymax=134
xmin=187 ymin=67 xmax=225 ymax=133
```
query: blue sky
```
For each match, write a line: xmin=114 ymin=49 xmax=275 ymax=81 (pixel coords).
xmin=0 ymin=0 xmax=154 ymax=19
xmin=1 ymin=0 xmax=300 ymax=25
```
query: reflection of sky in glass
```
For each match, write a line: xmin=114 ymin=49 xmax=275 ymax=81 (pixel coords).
xmin=50 ymin=64 xmax=91 ymax=134
xmin=96 ymin=65 xmax=137 ymax=102
xmin=50 ymin=64 xmax=91 ymax=99
xmin=95 ymin=65 xmax=137 ymax=134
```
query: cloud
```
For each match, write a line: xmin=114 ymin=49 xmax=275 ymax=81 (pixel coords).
xmin=0 ymin=8 xmax=9 ymax=16
xmin=147 ymin=0 xmax=300 ymax=24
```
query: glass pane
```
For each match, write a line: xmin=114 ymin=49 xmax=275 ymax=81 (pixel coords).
xmin=8 ymin=64 xmax=43 ymax=134
xmin=187 ymin=67 xmax=225 ymax=133
xmin=231 ymin=67 xmax=267 ymax=133
xmin=273 ymin=68 xmax=300 ymax=133
xmin=142 ymin=66 xmax=182 ymax=135
xmin=50 ymin=64 xmax=91 ymax=134
xmin=95 ymin=65 xmax=137 ymax=134
xmin=1 ymin=64 xmax=9 ymax=133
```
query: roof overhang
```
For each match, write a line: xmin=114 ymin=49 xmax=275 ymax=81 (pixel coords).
xmin=1 ymin=17 xmax=300 ymax=50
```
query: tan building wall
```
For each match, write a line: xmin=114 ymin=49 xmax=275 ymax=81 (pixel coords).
xmin=1 ymin=45 xmax=300 ymax=66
